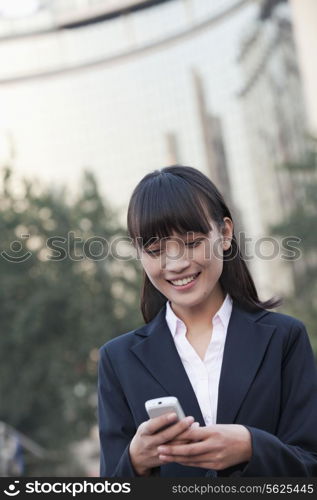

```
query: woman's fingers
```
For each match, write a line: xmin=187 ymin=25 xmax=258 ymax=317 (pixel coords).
xmin=142 ymin=412 xmax=179 ymax=435
xmin=190 ymin=421 xmax=200 ymax=429
xmin=166 ymin=438 xmax=191 ymax=445
xmin=157 ymin=439 xmax=210 ymax=457
xmin=171 ymin=425 xmax=207 ymax=442
xmin=143 ymin=414 xmax=196 ymax=446
xmin=156 ymin=416 xmax=195 ymax=444
xmin=159 ymin=451 xmax=213 ymax=463
xmin=165 ymin=423 xmax=200 ymax=445
xmin=141 ymin=413 xmax=204 ymax=449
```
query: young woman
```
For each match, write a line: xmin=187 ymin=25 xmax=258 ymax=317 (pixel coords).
xmin=98 ymin=165 xmax=317 ymax=477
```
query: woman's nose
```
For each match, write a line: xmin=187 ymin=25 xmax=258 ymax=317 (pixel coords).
xmin=164 ymin=260 xmax=191 ymax=275
xmin=162 ymin=245 xmax=191 ymax=272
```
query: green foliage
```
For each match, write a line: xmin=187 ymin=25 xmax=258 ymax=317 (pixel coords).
xmin=270 ymin=142 xmax=317 ymax=355
xmin=0 ymin=167 xmax=143 ymax=475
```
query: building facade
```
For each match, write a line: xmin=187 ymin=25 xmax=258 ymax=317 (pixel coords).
xmin=0 ymin=0 xmax=309 ymax=299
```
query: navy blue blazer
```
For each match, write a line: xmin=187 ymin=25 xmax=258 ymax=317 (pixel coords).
xmin=98 ymin=300 xmax=317 ymax=477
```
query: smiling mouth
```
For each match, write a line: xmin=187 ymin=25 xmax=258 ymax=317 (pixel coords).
xmin=167 ymin=272 xmax=201 ymax=286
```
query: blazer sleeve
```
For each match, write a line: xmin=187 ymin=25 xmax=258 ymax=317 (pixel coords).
xmin=222 ymin=321 xmax=317 ymax=477
xmin=98 ymin=345 xmax=139 ymax=477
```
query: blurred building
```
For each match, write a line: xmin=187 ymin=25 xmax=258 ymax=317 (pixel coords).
xmin=0 ymin=421 xmax=46 ymax=476
xmin=0 ymin=0 xmax=309 ymax=299
xmin=193 ymin=69 xmax=233 ymax=209
xmin=0 ymin=0 xmax=248 ymax=212
xmin=238 ymin=2 xmax=307 ymax=224
xmin=237 ymin=1 xmax=308 ymax=295
xmin=289 ymin=0 xmax=317 ymax=136
xmin=70 ymin=424 xmax=99 ymax=477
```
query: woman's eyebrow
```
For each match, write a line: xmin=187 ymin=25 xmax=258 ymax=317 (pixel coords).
xmin=141 ymin=236 xmax=160 ymax=248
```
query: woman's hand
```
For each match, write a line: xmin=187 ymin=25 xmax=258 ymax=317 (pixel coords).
xmin=128 ymin=413 xmax=195 ymax=476
xmin=156 ymin=424 xmax=252 ymax=470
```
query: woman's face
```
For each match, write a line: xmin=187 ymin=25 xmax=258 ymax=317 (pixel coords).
xmin=138 ymin=217 xmax=233 ymax=309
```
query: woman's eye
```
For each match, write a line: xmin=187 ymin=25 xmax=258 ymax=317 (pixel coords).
xmin=145 ymin=240 xmax=202 ymax=256
xmin=186 ymin=240 xmax=202 ymax=247
xmin=145 ymin=248 xmax=161 ymax=256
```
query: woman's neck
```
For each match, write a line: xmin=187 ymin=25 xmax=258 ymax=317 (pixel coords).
xmin=170 ymin=285 xmax=225 ymax=332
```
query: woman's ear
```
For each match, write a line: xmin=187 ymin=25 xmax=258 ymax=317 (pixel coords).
xmin=222 ymin=217 xmax=233 ymax=250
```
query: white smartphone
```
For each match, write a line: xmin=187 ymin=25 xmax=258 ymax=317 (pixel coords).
xmin=145 ymin=396 xmax=186 ymax=421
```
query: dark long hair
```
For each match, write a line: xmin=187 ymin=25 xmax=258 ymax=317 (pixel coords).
xmin=127 ymin=165 xmax=281 ymax=323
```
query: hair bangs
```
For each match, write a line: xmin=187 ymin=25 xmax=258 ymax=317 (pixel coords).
xmin=129 ymin=173 xmax=212 ymax=249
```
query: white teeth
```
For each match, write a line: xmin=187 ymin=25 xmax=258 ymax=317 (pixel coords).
xmin=170 ymin=273 xmax=198 ymax=286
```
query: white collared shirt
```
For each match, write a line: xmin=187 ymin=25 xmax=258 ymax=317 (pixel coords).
xmin=165 ymin=293 xmax=233 ymax=426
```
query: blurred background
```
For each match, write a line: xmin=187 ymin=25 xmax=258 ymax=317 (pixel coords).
xmin=0 ymin=0 xmax=316 ymax=476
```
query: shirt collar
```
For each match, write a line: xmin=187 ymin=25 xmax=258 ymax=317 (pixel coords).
xmin=165 ymin=293 xmax=233 ymax=338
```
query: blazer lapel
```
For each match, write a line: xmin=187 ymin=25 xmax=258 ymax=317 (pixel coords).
xmin=216 ymin=301 xmax=276 ymax=424
xmin=130 ymin=300 xmax=276 ymax=427
xmin=130 ymin=305 xmax=206 ymax=425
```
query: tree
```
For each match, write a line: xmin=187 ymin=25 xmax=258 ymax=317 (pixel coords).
xmin=0 ymin=167 xmax=143 ymax=475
